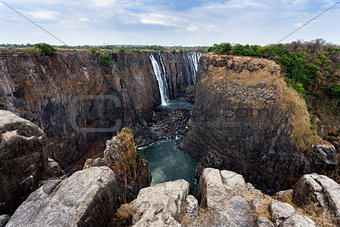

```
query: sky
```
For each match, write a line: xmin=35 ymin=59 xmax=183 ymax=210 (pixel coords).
xmin=0 ymin=0 xmax=339 ymax=46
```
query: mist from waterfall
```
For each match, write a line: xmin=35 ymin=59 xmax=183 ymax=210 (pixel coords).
xmin=150 ymin=54 xmax=170 ymax=106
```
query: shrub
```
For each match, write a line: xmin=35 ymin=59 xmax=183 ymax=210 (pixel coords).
xmin=122 ymin=127 xmax=131 ymax=134
xmin=329 ymin=85 xmax=340 ymax=99
xmin=99 ymin=53 xmax=111 ymax=67
xmin=34 ymin=43 xmax=56 ymax=56
xmin=294 ymin=83 xmax=305 ymax=94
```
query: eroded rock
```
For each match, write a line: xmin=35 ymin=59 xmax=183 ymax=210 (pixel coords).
xmin=84 ymin=130 xmax=151 ymax=201
xmin=293 ymin=173 xmax=340 ymax=224
xmin=0 ymin=110 xmax=47 ymax=214
xmin=6 ymin=167 xmax=121 ymax=227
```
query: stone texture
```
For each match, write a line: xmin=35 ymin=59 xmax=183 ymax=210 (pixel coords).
xmin=84 ymin=130 xmax=151 ymax=200
xmin=6 ymin=167 xmax=121 ymax=227
xmin=293 ymin=173 xmax=340 ymax=224
xmin=197 ymin=168 xmax=254 ymax=227
xmin=185 ymin=195 xmax=198 ymax=217
xmin=281 ymin=214 xmax=316 ymax=227
xmin=43 ymin=158 xmax=65 ymax=179
xmin=256 ymin=216 xmax=274 ymax=227
xmin=270 ymin=201 xmax=297 ymax=223
xmin=182 ymin=54 xmax=337 ymax=194
xmin=129 ymin=179 xmax=190 ymax=226
xmin=0 ymin=215 xmax=10 ymax=227
xmin=0 ymin=110 xmax=47 ymax=214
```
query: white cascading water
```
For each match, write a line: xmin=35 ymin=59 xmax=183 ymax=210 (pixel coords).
xmin=187 ymin=52 xmax=202 ymax=84
xmin=150 ymin=54 xmax=170 ymax=106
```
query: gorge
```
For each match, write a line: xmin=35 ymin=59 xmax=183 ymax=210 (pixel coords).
xmin=0 ymin=48 xmax=339 ymax=226
xmin=0 ymin=49 xmax=201 ymax=174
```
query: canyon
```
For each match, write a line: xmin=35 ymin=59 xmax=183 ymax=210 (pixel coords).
xmin=0 ymin=49 xmax=339 ymax=226
xmin=0 ymin=49 xmax=201 ymax=173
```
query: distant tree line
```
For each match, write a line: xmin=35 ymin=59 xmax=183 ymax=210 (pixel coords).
xmin=0 ymin=43 xmax=208 ymax=53
xmin=208 ymin=39 xmax=340 ymax=117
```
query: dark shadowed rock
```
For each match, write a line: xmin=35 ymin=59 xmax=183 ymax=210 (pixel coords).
xmin=6 ymin=166 xmax=121 ymax=227
xmin=0 ymin=215 xmax=10 ymax=227
xmin=0 ymin=110 xmax=47 ymax=214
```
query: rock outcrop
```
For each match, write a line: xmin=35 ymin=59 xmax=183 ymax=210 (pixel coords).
xmin=292 ymin=173 xmax=340 ymax=224
xmin=84 ymin=129 xmax=151 ymax=200
xmin=0 ymin=110 xmax=47 ymax=214
xmin=0 ymin=49 xmax=200 ymax=173
xmin=6 ymin=167 xmax=121 ymax=227
xmin=113 ymin=179 xmax=191 ymax=226
xmin=182 ymin=54 xmax=338 ymax=193
xmin=113 ymin=168 xmax=330 ymax=227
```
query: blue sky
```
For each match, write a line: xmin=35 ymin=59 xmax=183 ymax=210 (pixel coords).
xmin=0 ymin=0 xmax=339 ymax=46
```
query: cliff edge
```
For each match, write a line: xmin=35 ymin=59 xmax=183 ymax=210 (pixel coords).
xmin=182 ymin=54 xmax=338 ymax=193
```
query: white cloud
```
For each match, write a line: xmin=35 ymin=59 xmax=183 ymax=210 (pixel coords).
xmin=294 ymin=22 xmax=303 ymax=28
xmin=187 ymin=25 xmax=198 ymax=31
xmin=90 ymin=0 xmax=116 ymax=7
xmin=27 ymin=10 xmax=59 ymax=20
xmin=79 ymin=17 xmax=90 ymax=22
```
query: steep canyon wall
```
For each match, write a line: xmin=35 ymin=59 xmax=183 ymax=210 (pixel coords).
xmin=0 ymin=49 xmax=200 ymax=172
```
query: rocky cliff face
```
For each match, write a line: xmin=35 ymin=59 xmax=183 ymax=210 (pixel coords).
xmin=182 ymin=54 xmax=338 ymax=194
xmin=0 ymin=110 xmax=47 ymax=214
xmin=84 ymin=129 xmax=151 ymax=200
xmin=0 ymin=49 xmax=200 ymax=173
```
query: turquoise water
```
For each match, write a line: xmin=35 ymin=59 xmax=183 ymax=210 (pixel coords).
xmin=138 ymin=138 xmax=197 ymax=193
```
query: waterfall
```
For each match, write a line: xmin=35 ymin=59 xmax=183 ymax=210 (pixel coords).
xmin=187 ymin=52 xmax=202 ymax=85
xmin=150 ymin=54 xmax=170 ymax=106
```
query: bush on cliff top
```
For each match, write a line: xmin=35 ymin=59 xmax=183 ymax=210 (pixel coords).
xmin=34 ymin=43 xmax=56 ymax=56
xmin=99 ymin=53 xmax=112 ymax=67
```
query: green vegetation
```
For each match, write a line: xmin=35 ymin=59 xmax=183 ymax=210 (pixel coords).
xmin=126 ymin=192 xmax=136 ymax=203
xmin=122 ymin=127 xmax=131 ymax=134
xmin=99 ymin=53 xmax=112 ymax=67
xmin=34 ymin=43 xmax=56 ymax=56
xmin=208 ymin=40 xmax=339 ymax=99
xmin=330 ymin=85 xmax=340 ymax=99
xmin=209 ymin=39 xmax=340 ymax=125
xmin=0 ymin=43 xmax=209 ymax=53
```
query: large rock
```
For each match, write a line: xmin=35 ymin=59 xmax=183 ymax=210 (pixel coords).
xmin=182 ymin=54 xmax=337 ymax=194
xmin=197 ymin=168 xmax=254 ymax=226
xmin=293 ymin=173 xmax=340 ymax=224
xmin=0 ymin=110 xmax=47 ymax=214
xmin=6 ymin=166 xmax=121 ymax=227
xmin=84 ymin=130 xmax=151 ymax=201
xmin=114 ymin=179 xmax=190 ymax=226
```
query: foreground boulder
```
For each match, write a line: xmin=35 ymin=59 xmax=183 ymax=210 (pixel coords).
xmin=114 ymin=168 xmax=324 ymax=226
xmin=182 ymin=54 xmax=337 ymax=193
xmin=293 ymin=173 xmax=340 ymax=224
xmin=114 ymin=179 xmax=190 ymax=226
xmin=6 ymin=166 xmax=121 ymax=227
xmin=84 ymin=129 xmax=151 ymax=201
xmin=0 ymin=110 xmax=47 ymax=214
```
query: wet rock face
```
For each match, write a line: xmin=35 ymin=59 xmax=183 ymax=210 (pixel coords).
xmin=0 ymin=50 xmax=199 ymax=173
xmin=0 ymin=110 xmax=47 ymax=214
xmin=6 ymin=167 xmax=120 ymax=227
xmin=83 ymin=130 xmax=151 ymax=199
xmin=182 ymin=54 xmax=337 ymax=194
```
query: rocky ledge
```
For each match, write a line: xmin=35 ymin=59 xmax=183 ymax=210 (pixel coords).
xmin=113 ymin=168 xmax=340 ymax=227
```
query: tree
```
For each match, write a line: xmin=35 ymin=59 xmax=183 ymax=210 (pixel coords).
xmin=34 ymin=43 xmax=56 ymax=56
